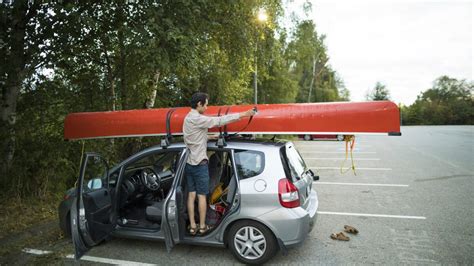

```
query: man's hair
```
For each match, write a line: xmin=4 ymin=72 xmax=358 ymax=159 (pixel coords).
xmin=190 ymin=92 xmax=208 ymax=109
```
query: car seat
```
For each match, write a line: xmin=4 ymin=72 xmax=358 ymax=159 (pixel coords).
xmin=145 ymin=201 xmax=163 ymax=222
xmin=208 ymin=153 xmax=223 ymax=193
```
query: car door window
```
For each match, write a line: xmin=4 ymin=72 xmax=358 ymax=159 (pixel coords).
xmin=83 ymin=156 xmax=108 ymax=192
xmin=126 ymin=150 xmax=181 ymax=173
xmin=234 ymin=150 xmax=265 ymax=180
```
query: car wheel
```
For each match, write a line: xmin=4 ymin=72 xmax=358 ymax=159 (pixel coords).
xmin=336 ymin=134 xmax=344 ymax=141
xmin=303 ymin=134 xmax=312 ymax=141
xmin=228 ymin=220 xmax=278 ymax=264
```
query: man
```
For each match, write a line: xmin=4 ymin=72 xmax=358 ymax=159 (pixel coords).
xmin=183 ymin=92 xmax=255 ymax=235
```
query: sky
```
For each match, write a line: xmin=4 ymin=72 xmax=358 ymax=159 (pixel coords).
xmin=287 ymin=0 xmax=473 ymax=105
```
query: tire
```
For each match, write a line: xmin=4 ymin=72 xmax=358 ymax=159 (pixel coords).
xmin=228 ymin=220 xmax=278 ymax=264
xmin=303 ymin=134 xmax=312 ymax=141
xmin=336 ymin=134 xmax=344 ymax=141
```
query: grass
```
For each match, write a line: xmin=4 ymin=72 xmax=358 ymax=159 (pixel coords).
xmin=0 ymin=194 xmax=60 ymax=240
xmin=0 ymin=193 xmax=67 ymax=263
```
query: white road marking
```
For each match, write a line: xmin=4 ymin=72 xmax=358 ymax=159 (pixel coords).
xmin=300 ymin=151 xmax=377 ymax=154
xmin=337 ymin=148 xmax=365 ymax=151
xmin=317 ymin=211 xmax=426 ymax=220
xmin=297 ymin=145 xmax=373 ymax=148
xmin=23 ymin=248 xmax=52 ymax=255
xmin=23 ymin=248 xmax=157 ymax=266
xmin=304 ymin=158 xmax=380 ymax=161
xmin=313 ymin=167 xmax=392 ymax=171
xmin=315 ymin=182 xmax=408 ymax=187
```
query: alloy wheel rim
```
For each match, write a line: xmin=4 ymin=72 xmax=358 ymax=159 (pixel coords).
xmin=234 ymin=226 xmax=266 ymax=260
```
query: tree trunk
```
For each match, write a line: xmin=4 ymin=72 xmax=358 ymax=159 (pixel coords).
xmin=1 ymin=2 xmax=36 ymax=172
xmin=144 ymin=71 xmax=160 ymax=109
xmin=119 ymin=35 xmax=127 ymax=110
xmin=307 ymin=56 xmax=316 ymax=102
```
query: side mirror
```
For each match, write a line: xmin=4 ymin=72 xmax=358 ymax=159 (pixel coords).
xmin=308 ymin=169 xmax=319 ymax=181
xmin=87 ymin=178 xmax=103 ymax=189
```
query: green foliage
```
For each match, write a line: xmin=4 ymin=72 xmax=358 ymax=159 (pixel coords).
xmin=366 ymin=81 xmax=390 ymax=101
xmin=1 ymin=1 xmax=350 ymax=199
xmin=402 ymin=76 xmax=473 ymax=125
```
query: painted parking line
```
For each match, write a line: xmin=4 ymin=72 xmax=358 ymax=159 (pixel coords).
xmin=304 ymin=158 xmax=380 ymax=161
xmin=300 ymin=151 xmax=377 ymax=154
xmin=315 ymin=182 xmax=408 ymax=187
xmin=317 ymin=211 xmax=426 ymax=220
xmin=313 ymin=167 xmax=392 ymax=171
xmin=297 ymin=145 xmax=373 ymax=148
xmin=23 ymin=248 xmax=53 ymax=255
xmin=23 ymin=248 xmax=156 ymax=266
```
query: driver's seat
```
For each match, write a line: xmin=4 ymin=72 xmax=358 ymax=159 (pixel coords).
xmin=146 ymin=201 xmax=164 ymax=222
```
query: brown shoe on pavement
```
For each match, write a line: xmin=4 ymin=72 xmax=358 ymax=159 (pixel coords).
xmin=344 ymin=225 xmax=359 ymax=234
xmin=330 ymin=232 xmax=350 ymax=241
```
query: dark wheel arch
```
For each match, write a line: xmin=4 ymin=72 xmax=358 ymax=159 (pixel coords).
xmin=64 ymin=211 xmax=71 ymax=238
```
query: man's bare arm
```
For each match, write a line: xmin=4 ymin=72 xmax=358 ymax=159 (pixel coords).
xmin=239 ymin=109 xmax=256 ymax=118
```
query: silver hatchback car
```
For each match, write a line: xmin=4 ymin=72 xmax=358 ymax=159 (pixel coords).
xmin=60 ymin=139 xmax=319 ymax=264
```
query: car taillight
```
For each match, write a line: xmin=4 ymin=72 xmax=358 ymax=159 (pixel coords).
xmin=278 ymin=178 xmax=300 ymax=208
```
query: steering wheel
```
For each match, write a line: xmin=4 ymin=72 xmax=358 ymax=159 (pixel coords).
xmin=141 ymin=168 xmax=161 ymax=191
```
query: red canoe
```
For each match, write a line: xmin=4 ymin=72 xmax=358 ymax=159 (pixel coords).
xmin=64 ymin=101 xmax=401 ymax=141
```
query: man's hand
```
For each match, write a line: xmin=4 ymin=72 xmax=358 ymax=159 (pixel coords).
xmin=240 ymin=109 xmax=257 ymax=118
xmin=208 ymin=134 xmax=219 ymax=140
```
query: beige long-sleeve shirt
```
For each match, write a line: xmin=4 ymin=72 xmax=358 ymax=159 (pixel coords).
xmin=183 ymin=109 xmax=240 ymax=165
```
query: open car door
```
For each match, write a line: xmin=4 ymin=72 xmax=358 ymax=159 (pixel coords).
xmin=162 ymin=149 xmax=188 ymax=252
xmin=71 ymin=153 xmax=116 ymax=259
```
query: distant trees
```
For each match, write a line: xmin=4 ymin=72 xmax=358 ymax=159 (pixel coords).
xmin=284 ymin=20 xmax=346 ymax=103
xmin=402 ymin=76 xmax=473 ymax=125
xmin=366 ymin=82 xmax=390 ymax=101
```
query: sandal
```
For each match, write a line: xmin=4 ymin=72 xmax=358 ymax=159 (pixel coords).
xmin=330 ymin=232 xmax=350 ymax=241
xmin=198 ymin=224 xmax=212 ymax=235
xmin=344 ymin=225 xmax=359 ymax=234
xmin=188 ymin=225 xmax=198 ymax=236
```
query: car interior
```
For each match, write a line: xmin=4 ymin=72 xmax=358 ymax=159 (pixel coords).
xmin=180 ymin=150 xmax=238 ymax=237
xmin=116 ymin=149 xmax=238 ymax=237
xmin=117 ymin=150 xmax=182 ymax=229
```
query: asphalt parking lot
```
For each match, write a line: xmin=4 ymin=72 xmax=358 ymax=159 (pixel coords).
xmin=21 ymin=126 xmax=474 ymax=264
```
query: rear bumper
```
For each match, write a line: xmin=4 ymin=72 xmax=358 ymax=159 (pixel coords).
xmin=257 ymin=189 xmax=318 ymax=247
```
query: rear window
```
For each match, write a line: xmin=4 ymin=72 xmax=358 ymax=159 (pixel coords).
xmin=281 ymin=144 xmax=307 ymax=182
xmin=234 ymin=150 xmax=265 ymax=180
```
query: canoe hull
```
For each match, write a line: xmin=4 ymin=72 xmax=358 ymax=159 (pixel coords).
xmin=64 ymin=101 xmax=401 ymax=140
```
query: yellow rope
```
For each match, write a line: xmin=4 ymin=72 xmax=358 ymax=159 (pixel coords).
xmin=340 ymin=135 xmax=357 ymax=175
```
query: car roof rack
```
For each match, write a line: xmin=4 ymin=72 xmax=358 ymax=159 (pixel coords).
xmin=161 ymin=108 xmax=176 ymax=149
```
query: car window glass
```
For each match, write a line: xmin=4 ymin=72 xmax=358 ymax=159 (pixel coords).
xmin=107 ymin=169 xmax=119 ymax=188
xmin=285 ymin=145 xmax=307 ymax=180
xmin=234 ymin=150 xmax=265 ymax=180
xmin=83 ymin=155 xmax=107 ymax=192
xmin=126 ymin=150 xmax=181 ymax=172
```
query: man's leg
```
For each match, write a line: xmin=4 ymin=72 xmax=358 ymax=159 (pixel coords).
xmin=197 ymin=194 xmax=207 ymax=228
xmin=195 ymin=164 xmax=210 ymax=229
xmin=185 ymin=164 xmax=197 ymax=230
xmin=187 ymin=191 xmax=197 ymax=228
